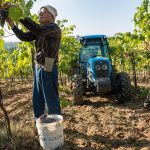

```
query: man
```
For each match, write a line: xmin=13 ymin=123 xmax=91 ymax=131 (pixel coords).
xmin=6 ymin=5 xmax=61 ymax=118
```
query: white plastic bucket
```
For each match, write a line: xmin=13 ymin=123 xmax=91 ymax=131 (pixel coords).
xmin=36 ymin=114 xmax=64 ymax=150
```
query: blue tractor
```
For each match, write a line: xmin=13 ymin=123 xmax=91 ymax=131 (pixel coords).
xmin=72 ymin=35 xmax=131 ymax=104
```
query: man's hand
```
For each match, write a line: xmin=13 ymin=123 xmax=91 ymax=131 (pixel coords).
xmin=1 ymin=2 xmax=13 ymax=10
xmin=6 ymin=18 xmax=15 ymax=28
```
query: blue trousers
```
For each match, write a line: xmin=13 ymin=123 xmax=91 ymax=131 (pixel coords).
xmin=32 ymin=65 xmax=61 ymax=118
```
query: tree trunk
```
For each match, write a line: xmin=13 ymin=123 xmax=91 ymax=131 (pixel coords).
xmin=130 ymin=52 xmax=137 ymax=87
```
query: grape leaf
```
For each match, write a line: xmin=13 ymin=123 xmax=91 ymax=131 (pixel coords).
xmin=0 ymin=38 xmax=4 ymax=49
xmin=8 ymin=6 xmax=23 ymax=23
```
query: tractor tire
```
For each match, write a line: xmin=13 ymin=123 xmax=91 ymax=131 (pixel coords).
xmin=72 ymin=75 xmax=83 ymax=105
xmin=115 ymin=72 xmax=131 ymax=103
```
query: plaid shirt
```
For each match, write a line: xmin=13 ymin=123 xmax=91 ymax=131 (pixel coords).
xmin=12 ymin=18 xmax=61 ymax=65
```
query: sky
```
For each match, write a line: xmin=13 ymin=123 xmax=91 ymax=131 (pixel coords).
xmin=4 ymin=0 xmax=143 ymax=42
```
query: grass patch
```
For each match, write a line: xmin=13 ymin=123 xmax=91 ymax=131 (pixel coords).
xmin=59 ymin=85 xmax=71 ymax=94
xmin=60 ymin=97 xmax=72 ymax=108
xmin=136 ymin=87 xmax=149 ymax=99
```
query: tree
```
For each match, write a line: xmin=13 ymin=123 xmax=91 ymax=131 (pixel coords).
xmin=134 ymin=0 xmax=150 ymax=51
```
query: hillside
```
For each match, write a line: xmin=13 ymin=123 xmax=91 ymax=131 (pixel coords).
xmin=4 ymin=42 xmax=19 ymax=50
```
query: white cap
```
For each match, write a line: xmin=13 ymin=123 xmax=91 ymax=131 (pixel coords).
xmin=41 ymin=5 xmax=57 ymax=19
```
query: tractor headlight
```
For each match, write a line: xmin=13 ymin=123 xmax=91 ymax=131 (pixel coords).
xmin=95 ymin=65 xmax=101 ymax=70
xmin=102 ymin=64 xmax=108 ymax=70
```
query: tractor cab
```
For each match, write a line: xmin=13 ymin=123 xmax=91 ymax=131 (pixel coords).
xmin=80 ymin=35 xmax=110 ymax=60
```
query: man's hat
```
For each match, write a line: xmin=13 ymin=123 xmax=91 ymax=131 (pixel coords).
xmin=41 ymin=5 xmax=57 ymax=19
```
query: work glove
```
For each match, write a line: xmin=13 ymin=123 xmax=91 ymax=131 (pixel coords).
xmin=44 ymin=57 xmax=55 ymax=72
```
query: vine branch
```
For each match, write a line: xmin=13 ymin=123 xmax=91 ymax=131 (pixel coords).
xmin=0 ymin=87 xmax=12 ymax=139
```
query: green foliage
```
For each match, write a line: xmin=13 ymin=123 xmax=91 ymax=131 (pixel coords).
xmin=2 ymin=0 xmax=36 ymax=19
xmin=0 ymin=38 xmax=4 ymax=48
xmin=59 ymin=85 xmax=70 ymax=94
xmin=0 ymin=0 xmax=36 ymax=53
xmin=109 ymin=31 xmax=150 ymax=72
xmin=57 ymin=19 xmax=81 ymax=75
xmin=60 ymin=97 xmax=72 ymax=108
xmin=9 ymin=6 xmax=23 ymax=22
xmin=137 ymin=87 xmax=149 ymax=99
xmin=0 ymin=43 xmax=33 ymax=79
xmin=0 ymin=28 xmax=4 ymax=36
xmin=0 ymin=0 xmax=36 ymax=23
xmin=134 ymin=0 xmax=150 ymax=35
xmin=134 ymin=0 xmax=150 ymax=51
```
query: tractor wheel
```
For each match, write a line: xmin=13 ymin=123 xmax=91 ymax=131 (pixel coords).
xmin=115 ymin=72 xmax=131 ymax=103
xmin=72 ymin=75 xmax=83 ymax=105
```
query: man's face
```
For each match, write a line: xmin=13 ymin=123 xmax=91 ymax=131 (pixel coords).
xmin=38 ymin=8 xmax=54 ymax=24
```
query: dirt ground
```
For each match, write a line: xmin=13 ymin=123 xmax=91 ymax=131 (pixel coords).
xmin=0 ymin=81 xmax=150 ymax=150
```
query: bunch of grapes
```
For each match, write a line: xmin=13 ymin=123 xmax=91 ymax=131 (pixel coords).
xmin=0 ymin=9 xmax=8 ymax=27
xmin=0 ymin=2 xmax=13 ymax=27
xmin=37 ymin=114 xmax=58 ymax=123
